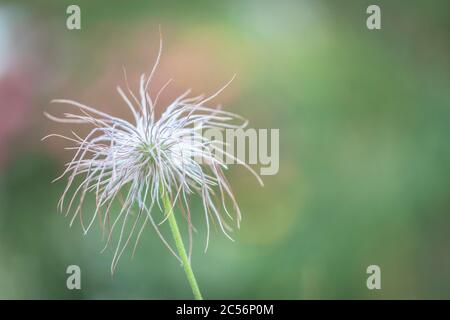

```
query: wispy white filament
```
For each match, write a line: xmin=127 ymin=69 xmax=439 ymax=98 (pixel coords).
xmin=43 ymin=36 xmax=263 ymax=273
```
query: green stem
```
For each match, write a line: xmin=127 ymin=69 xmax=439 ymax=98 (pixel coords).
xmin=162 ymin=193 xmax=203 ymax=300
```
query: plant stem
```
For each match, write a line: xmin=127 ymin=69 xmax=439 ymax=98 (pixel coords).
xmin=162 ymin=193 xmax=203 ymax=300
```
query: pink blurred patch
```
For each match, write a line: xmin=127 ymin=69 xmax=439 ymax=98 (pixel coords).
xmin=0 ymin=70 xmax=32 ymax=166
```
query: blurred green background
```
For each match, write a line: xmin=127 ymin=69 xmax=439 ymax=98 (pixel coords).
xmin=0 ymin=0 xmax=449 ymax=299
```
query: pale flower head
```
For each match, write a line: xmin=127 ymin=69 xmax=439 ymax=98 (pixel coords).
xmin=43 ymin=35 xmax=263 ymax=273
